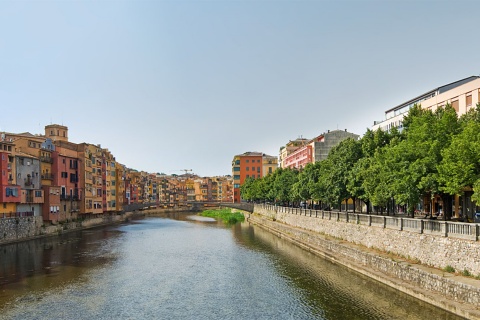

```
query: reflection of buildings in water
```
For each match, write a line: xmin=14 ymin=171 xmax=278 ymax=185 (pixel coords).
xmin=0 ymin=227 xmax=123 ymax=308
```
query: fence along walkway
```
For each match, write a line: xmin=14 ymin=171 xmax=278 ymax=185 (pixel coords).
xmin=260 ymin=204 xmax=479 ymax=241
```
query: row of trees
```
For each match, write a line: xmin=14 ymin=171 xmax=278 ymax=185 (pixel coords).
xmin=241 ymin=104 xmax=480 ymax=219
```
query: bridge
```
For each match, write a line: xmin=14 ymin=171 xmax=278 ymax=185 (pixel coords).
xmin=122 ymin=201 xmax=253 ymax=213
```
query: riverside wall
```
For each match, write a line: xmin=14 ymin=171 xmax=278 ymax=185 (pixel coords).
xmin=255 ymin=204 xmax=480 ymax=275
xmin=251 ymin=204 xmax=480 ymax=319
xmin=0 ymin=212 xmax=139 ymax=245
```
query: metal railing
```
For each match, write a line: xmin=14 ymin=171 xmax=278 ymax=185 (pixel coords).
xmin=1 ymin=211 xmax=34 ymax=218
xmin=258 ymin=204 xmax=479 ymax=241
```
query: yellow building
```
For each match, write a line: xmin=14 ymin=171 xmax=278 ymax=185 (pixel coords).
xmin=115 ymin=163 xmax=125 ymax=211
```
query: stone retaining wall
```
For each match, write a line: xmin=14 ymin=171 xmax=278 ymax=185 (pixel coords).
xmin=255 ymin=205 xmax=480 ymax=275
xmin=0 ymin=216 xmax=43 ymax=243
xmin=0 ymin=211 xmax=138 ymax=245
xmin=248 ymin=212 xmax=480 ymax=319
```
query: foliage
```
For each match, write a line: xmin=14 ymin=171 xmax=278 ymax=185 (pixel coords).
xmin=462 ymin=269 xmax=472 ymax=277
xmin=443 ymin=265 xmax=455 ymax=273
xmin=240 ymin=103 xmax=480 ymax=213
xmin=200 ymin=209 xmax=245 ymax=224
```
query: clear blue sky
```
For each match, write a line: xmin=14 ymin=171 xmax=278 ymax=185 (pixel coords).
xmin=1 ymin=0 xmax=479 ymax=177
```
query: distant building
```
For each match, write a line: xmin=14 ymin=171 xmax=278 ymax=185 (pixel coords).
xmin=231 ymin=152 xmax=278 ymax=203
xmin=279 ymin=138 xmax=309 ymax=168
xmin=282 ymin=129 xmax=359 ymax=169
xmin=372 ymin=76 xmax=480 ymax=132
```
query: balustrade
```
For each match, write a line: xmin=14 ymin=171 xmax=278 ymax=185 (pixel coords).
xmin=256 ymin=203 xmax=479 ymax=241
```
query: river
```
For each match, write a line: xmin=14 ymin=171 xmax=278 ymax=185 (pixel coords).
xmin=0 ymin=212 xmax=461 ymax=319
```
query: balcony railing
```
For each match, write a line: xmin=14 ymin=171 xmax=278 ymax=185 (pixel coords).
xmin=41 ymin=173 xmax=54 ymax=180
xmin=1 ymin=211 xmax=34 ymax=218
xmin=60 ymin=195 xmax=81 ymax=201
xmin=40 ymin=156 xmax=53 ymax=164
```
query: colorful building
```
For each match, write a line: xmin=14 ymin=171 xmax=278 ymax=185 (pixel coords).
xmin=231 ymin=152 xmax=277 ymax=203
xmin=0 ymin=138 xmax=20 ymax=217
xmin=283 ymin=130 xmax=359 ymax=169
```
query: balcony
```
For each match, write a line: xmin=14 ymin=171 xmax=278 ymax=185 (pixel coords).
xmin=40 ymin=156 xmax=54 ymax=164
xmin=60 ymin=194 xmax=81 ymax=201
xmin=41 ymin=173 xmax=54 ymax=180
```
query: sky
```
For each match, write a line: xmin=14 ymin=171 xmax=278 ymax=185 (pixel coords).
xmin=1 ymin=0 xmax=480 ymax=177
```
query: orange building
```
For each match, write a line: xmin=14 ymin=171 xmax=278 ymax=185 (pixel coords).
xmin=231 ymin=152 xmax=277 ymax=203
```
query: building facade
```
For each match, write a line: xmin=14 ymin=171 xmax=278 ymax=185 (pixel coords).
xmin=283 ymin=130 xmax=359 ymax=169
xmin=372 ymin=76 xmax=480 ymax=132
xmin=231 ymin=152 xmax=278 ymax=203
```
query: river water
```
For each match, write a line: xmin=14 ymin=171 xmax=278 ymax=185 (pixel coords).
xmin=0 ymin=212 xmax=461 ymax=320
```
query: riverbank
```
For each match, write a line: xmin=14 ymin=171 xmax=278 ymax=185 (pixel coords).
xmin=247 ymin=211 xmax=480 ymax=319
xmin=0 ymin=211 xmax=144 ymax=246
xmin=0 ymin=207 xmax=202 ymax=246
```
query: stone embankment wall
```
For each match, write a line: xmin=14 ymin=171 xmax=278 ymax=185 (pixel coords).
xmin=255 ymin=205 xmax=480 ymax=275
xmin=250 ymin=206 xmax=480 ymax=319
xmin=0 ymin=212 xmax=138 ymax=245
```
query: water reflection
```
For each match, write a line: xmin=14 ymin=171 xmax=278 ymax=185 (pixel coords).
xmin=231 ymin=221 xmax=461 ymax=320
xmin=0 ymin=226 xmax=123 ymax=308
xmin=0 ymin=213 xmax=463 ymax=320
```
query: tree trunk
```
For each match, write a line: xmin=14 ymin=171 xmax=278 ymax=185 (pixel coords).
xmin=441 ymin=193 xmax=452 ymax=221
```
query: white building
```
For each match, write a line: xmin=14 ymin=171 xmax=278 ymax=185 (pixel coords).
xmin=372 ymin=76 xmax=480 ymax=131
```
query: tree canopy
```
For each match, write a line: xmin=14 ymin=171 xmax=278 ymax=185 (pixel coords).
xmin=241 ymin=104 xmax=480 ymax=216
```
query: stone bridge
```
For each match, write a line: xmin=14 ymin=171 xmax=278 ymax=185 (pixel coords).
xmin=122 ymin=202 xmax=254 ymax=213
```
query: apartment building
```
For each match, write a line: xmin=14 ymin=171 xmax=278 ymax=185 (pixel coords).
xmin=52 ymin=139 xmax=81 ymax=221
xmin=15 ymin=153 xmax=44 ymax=216
xmin=283 ymin=130 xmax=359 ymax=169
xmin=231 ymin=152 xmax=277 ymax=203
xmin=115 ymin=163 xmax=125 ymax=211
xmin=372 ymin=76 xmax=480 ymax=131
xmin=0 ymin=138 xmax=20 ymax=216
xmin=279 ymin=138 xmax=309 ymax=168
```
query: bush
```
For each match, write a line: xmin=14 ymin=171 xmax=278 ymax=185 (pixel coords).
xmin=462 ymin=269 xmax=472 ymax=277
xmin=200 ymin=209 xmax=245 ymax=225
xmin=443 ymin=265 xmax=455 ymax=273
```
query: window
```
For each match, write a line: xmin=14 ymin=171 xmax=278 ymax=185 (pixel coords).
xmin=246 ymin=160 xmax=249 ymax=163
xmin=269 ymin=167 xmax=272 ymax=174
xmin=246 ymin=167 xmax=249 ymax=171
xmin=246 ymin=175 xmax=249 ymax=178
xmin=6 ymin=187 xmax=18 ymax=197
xmin=61 ymin=172 xmax=68 ymax=178
xmin=451 ymin=100 xmax=459 ymax=112
xmin=467 ymin=95 xmax=472 ymax=107
xmin=35 ymin=190 xmax=42 ymax=197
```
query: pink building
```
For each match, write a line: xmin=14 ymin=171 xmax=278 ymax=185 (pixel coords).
xmin=284 ymin=145 xmax=313 ymax=169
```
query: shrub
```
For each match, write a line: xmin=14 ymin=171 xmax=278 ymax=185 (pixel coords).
xmin=462 ymin=269 xmax=472 ymax=277
xmin=443 ymin=265 xmax=455 ymax=273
